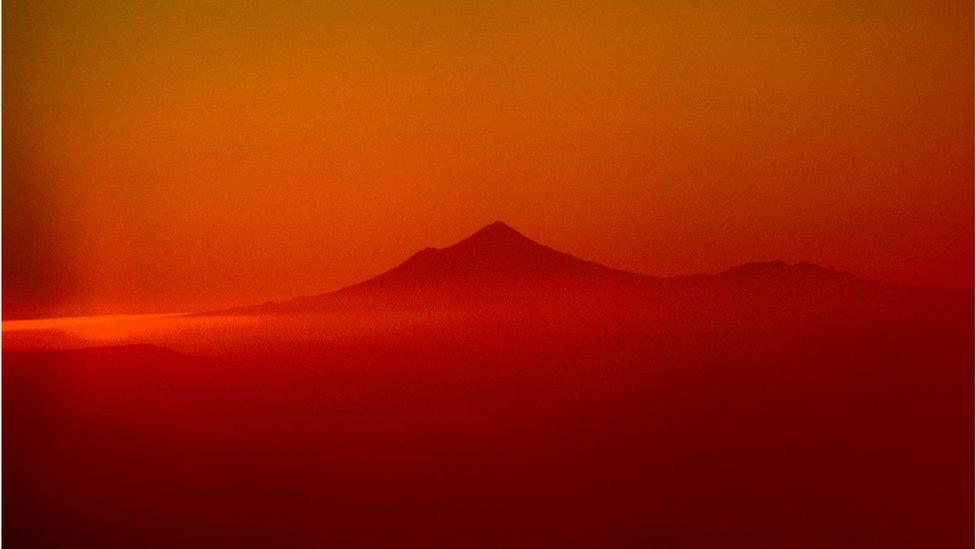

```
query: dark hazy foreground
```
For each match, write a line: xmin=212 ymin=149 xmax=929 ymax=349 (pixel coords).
xmin=5 ymin=290 xmax=972 ymax=548
xmin=4 ymin=223 xmax=973 ymax=547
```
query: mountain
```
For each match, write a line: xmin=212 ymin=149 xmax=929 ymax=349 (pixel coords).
xmin=338 ymin=221 xmax=648 ymax=289
xmin=213 ymin=222 xmax=652 ymax=315
xmin=208 ymin=222 xmax=930 ymax=316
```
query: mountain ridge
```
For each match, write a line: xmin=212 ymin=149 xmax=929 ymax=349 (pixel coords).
xmin=203 ymin=222 xmax=891 ymax=316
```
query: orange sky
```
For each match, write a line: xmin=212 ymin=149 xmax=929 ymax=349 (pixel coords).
xmin=4 ymin=1 xmax=973 ymax=318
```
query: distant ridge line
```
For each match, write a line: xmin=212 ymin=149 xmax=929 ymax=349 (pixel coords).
xmin=201 ymin=221 xmax=891 ymax=317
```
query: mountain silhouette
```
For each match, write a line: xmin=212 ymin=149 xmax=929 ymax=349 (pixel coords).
xmin=211 ymin=222 xmax=908 ymax=316
xmin=215 ymin=222 xmax=654 ymax=315
xmin=350 ymin=221 xmax=645 ymax=285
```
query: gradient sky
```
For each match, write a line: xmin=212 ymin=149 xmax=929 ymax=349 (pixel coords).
xmin=4 ymin=0 xmax=973 ymax=318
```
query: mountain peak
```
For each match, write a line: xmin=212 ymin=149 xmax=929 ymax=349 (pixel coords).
xmin=485 ymin=220 xmax=516 ymax=231
xmin=466 ymin=221 xmax=527 ymax=240
xmin=443 ymin=221 xmax=541 ymax=253
xmin=341 ymin=221 xmax=631 ymax=291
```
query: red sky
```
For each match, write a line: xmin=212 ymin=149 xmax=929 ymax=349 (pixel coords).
xmin=4 ymin=1 xmax=973 ymax=319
